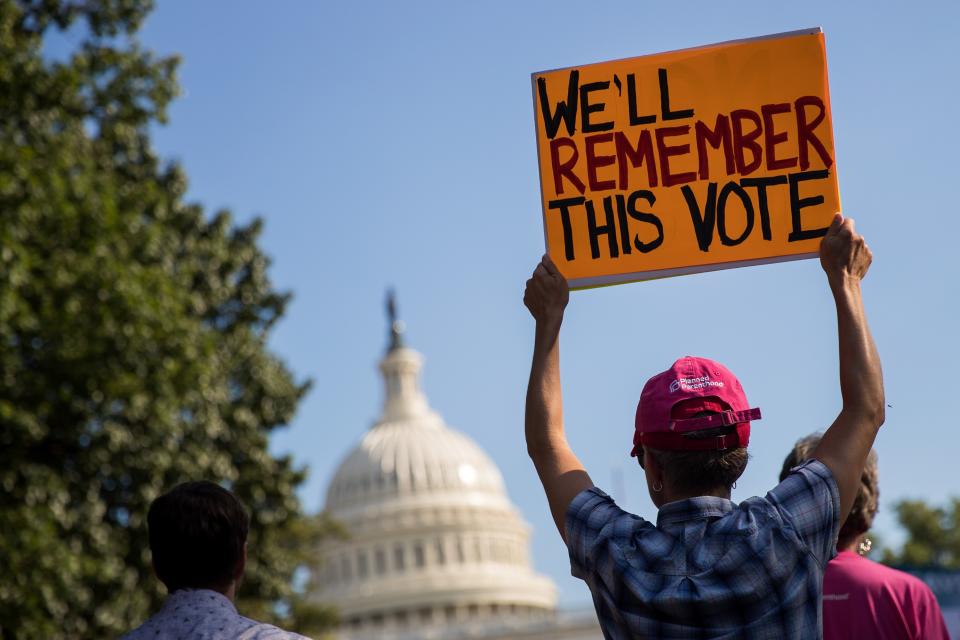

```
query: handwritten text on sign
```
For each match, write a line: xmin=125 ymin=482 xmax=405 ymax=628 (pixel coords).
xmin=531 ymin=30 xmax=839 ymax=288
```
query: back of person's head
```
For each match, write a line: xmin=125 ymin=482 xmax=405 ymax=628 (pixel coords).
xmin=632 ymin=357 xmax=761 ymax=496
xmin=646 ymin=425 xmax=749 ymax=495
xmin=147 ymin=481 xmax=250 ymax=592
xmin=780 ymin=434 xmax=879 ymax=548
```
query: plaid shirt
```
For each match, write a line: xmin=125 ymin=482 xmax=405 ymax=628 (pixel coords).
xmin=566 ymin=459 xmax=840 ymax=640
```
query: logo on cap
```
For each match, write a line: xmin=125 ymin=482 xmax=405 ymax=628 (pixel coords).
xmin=669 ymin=376 xmax=725 ymax=393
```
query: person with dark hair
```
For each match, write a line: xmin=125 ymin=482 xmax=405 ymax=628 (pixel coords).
xmin=781 ymin=435 xmax=949 ymax=640
xmin=523 ymin=213 xmax=885 ymax=639
xmin=122 ymin=481 xmax=310 ymax=639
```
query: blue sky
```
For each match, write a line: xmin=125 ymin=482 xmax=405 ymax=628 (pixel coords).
xmin=117 ymin=1 xmax=960 ymax=606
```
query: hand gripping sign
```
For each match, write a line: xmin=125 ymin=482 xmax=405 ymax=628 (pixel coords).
xmin=531 ymin=28 xmax=839 ymax=288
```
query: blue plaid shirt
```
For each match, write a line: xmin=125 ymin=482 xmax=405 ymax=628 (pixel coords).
xmin=566 ymin=459 xmax=840 ymax=640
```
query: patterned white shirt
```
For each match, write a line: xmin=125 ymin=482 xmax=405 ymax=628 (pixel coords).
xmin=121 ymin=588 xmax=311 ymax=640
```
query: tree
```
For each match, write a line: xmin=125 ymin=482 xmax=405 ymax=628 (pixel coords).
xmin=0 ymin=1 xmax=332 ymax=636
xmin=881 ymin=498 xmax=960 ymax=569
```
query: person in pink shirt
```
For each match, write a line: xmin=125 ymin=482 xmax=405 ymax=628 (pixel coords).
xmin=780 ymin=435 xmax=950 ymax=640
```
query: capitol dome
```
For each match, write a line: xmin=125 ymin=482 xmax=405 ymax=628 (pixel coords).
xmin=314 ymin=302 xmax=557 ymax=638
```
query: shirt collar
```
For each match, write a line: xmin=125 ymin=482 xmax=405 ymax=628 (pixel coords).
xmin=163 ymin=588 xmax=237 ymax=613
xmin=656 ymin=495 xmax=735 ymax=527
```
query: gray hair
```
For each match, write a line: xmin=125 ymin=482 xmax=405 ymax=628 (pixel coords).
xmin=779 ymin=433 xmax=879 ymax=548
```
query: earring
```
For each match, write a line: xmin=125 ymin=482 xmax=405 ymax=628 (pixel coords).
xmin=732 ymin=481 xmax=737 ymax=490
xmin=857 ymin=538 xmax=873 ymax=556
xmin=652 ymin=480 xmax=663 ymax=493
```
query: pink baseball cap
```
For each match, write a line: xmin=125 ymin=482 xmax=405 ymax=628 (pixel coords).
xmin=631 ymin=356 xmax=761 ymax=454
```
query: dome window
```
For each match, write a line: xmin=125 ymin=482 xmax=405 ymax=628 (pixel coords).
xmin=357 ymin=551 xmax=368 ymax=579
xmin=457 ymin=463 xmax=478 ymax=486
xmin=374 ymin=548 xmax=386 ymax=575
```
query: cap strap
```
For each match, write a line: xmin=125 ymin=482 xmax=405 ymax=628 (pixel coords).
xmin=669 ymin=407 xmax=761 ymax=433
xmin=639 ymin=422 xmax=752 ymax=451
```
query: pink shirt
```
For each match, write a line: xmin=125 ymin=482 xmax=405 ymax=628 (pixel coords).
xmin=822 ymin=550 xmax=950 ymax=640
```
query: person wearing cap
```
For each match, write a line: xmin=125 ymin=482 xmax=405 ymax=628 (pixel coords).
xmin=522 ymin=213 xmax=884 ymax=639
xmin=779 ymin=434 xmax=950 ymax=640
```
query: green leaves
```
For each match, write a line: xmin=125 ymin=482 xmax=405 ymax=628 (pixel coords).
xmin=882 ymin=498 xmax=960 ymax=569
xmin=0 ymin=1 xmax=329 ymax=637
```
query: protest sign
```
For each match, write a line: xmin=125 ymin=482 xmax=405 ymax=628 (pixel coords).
xmin=531 ymin=28 xmax=839 ymax=288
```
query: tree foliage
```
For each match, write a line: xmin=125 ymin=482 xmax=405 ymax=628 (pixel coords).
xmin=881 ymin=498 xmax=960 ymax=570
xmin=0 ymin=1 xmax=331 ymax=636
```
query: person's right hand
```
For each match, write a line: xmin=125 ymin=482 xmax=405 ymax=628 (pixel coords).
xmin=524 ymin=254 xmax=569 ymax=327
xmin=819 ymin=213 xmax=872 ymax=285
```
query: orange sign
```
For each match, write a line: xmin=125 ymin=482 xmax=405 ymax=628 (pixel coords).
xmin=531 ymin=28 xmax=839 ymax=288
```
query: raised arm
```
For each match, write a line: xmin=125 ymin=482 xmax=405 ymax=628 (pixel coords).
xmin=523 ymin=255 xmax=593 ymax=541
xmin=812 ymin=213 xmax=885 ymax=522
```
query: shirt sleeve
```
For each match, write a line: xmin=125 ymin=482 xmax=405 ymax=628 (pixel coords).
xmin=914 ymin=582 xmax=951 ymax=640
xmin=564 ymin=486 xmax=631 ymax=580
xmin=765 ymin=459 xmax=841 ymax=568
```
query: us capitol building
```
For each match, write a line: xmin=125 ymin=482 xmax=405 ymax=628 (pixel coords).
xmin=311 ymin=299 xmax=600 ymax=639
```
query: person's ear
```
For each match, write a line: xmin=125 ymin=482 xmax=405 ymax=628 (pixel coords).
xmin=645 ymin=450 xmax=666 ymax=486
xmin=234 ymin=542 xmax=247 ymax=582
xmin=643 ymin=449 xmax=659 ymax=476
